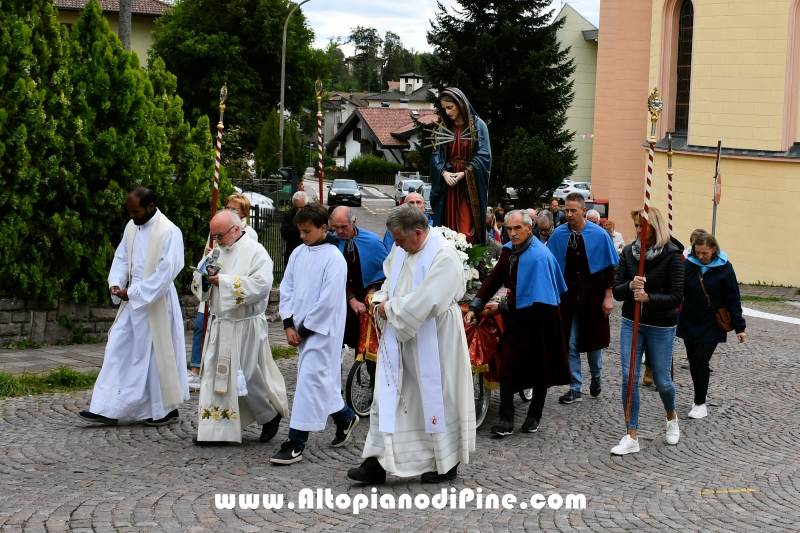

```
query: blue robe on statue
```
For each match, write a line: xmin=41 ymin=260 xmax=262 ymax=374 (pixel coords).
xmin=430 ymin=88 xmax=492 ymax=244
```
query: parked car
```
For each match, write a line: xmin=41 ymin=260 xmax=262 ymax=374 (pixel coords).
xmin=553 ymin=181 xmax=591 ymax=200
xmin=585 ymin=199 xmax=609 ymax=225
xmin=241 ymin=191 xmax=274 ymax=213
xmin=327 ymin=179 xmax=363 ymax=207
xmin=395 ymin=179 xmax=425 ymax=205
xmin=421 ymin=184 xmax=433 ymax=215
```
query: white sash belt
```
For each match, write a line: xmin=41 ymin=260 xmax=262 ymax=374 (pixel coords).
xmin=379 ymin=230 xmax=446 ymax=434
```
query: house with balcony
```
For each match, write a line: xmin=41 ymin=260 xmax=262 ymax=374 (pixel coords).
xmin=363 ymin=73 xmax=436 ymax=109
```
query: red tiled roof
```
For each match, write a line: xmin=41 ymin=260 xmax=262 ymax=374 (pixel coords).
xmin=54 ymin=0 xmax=171 ymax=16
xmin=357 ymin=108 xmax=438 ymax=148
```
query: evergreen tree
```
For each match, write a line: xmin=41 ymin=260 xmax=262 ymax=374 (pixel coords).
xmin=254 ymin=109 xmax=280 ymax=178
xmin=349 ymin=26 xmax=383 ymax=92
xmin=150 ymin=0 xmax=334 ymax=151
xmin=426 ymin=0 xmax=576 ymax=206
xmin=282 ymin=120 xmax=306 ymax=173
xmin=0 ymin=0 xmax=75 ymax=300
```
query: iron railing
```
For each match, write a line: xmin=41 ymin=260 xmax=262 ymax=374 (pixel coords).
xmin=249 ymin=206 xmax=288 ymax=284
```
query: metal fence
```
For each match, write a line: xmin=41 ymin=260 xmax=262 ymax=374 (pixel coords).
xmin=250 ymin=206 xmax=287 ymax=284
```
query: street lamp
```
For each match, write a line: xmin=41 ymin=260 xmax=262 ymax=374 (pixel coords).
xmin=279 ymin=0 xmax=312 ymax=167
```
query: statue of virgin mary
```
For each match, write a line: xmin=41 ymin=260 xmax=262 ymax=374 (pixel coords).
xmin=430 ymin=88 xmax=491 ymax=244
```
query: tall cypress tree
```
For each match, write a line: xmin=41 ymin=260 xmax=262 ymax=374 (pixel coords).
xmin=426 ymin=0 xmax=576 ymax=205
xmin=0 ymin=0 xmax=75 ymax=299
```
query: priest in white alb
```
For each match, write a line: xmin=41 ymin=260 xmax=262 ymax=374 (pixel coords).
xmin=79 ymin=187 xmax=189 ymax=426
xmin=191 ymin=210 xmax=288 ymax=445
xmin=347 ymin=204 xmax=476 ymax=484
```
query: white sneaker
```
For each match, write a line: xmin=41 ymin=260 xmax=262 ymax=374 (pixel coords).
xmin=688 ymin=403 xmax=707 ymax=419
xmin=187 ymin=371 xmax=200 ymax=391
xmin=611 ymin=434 xmax=640 ymax=455
xmin=666 ymin=417 xmax=680 ymax=445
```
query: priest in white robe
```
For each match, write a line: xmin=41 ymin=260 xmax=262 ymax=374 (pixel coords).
xmin=271 ymin=204 xmax=359 ymax=465
xmin=79 ymin=187 xmax=189 ymax=426
xmin=191 ymin=210 xmax=289 ymax=444
xmin=347 ymin=204 xmax=476 ymax=484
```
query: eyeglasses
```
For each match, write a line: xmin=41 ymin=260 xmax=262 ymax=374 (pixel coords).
xmin=633 ymin=224 xmax=644 ymax=228
xmin=211 ymin=225 xmax=236 ymax=241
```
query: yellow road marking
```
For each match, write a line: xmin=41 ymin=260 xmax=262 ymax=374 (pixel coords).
xmin=698 ymin=488 xmax=756 ymax=495
xmin=362 ymin=205 xmax=377 ymax=215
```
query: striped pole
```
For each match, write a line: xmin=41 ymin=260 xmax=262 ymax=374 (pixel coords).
xmin=667 ymin=132 xmax=674 ymax=236
xmin=202 ymin=85 xmax=227 ymax=350
xmin=318 ymin=114 xmax=324 ymax=205
xmin=626 ymin=88 xmax=661 ymax=424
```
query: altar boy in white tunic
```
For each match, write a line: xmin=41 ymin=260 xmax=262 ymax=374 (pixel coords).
xmin=79 ymin=187 xmax=189 ymax=426
xmin=271 ymin=204 xmax=359 ymax=465
xmin=191 ymin=210 xmax=289 ymax=445
xmin=347 ymin=205 xmax=476 ymax=484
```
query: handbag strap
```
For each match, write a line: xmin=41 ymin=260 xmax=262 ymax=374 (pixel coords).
xmin=696 ymin=271 xmax=717 ymax=314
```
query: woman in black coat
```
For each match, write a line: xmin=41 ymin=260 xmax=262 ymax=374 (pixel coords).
xmin=610 ymin=207 xmax=685 ymax=456
xmin=676 ymin=232 xmax=746 ymax=420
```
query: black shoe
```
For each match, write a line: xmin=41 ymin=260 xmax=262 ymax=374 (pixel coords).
xmin=78 ymin=411 xmax=117 ymax=425
xmin=558 ymin=390 xmax=582 ymax=404
xmin=331 ymin=415 xmax=360 ymax=448
xmin=421 ymin=463 xmax=458 ymax=483
xmin=260 ymin=414 xmax=282 ymax=443
xmin=347 ymin=457 xmax=386 ymax=484
xmin=521 ymin=417 xmax=540 ymax=433
xmin=590 ymin=376 xmax=602 ymax=398
xmin=490 ymin=420 xmax=514 ymax=437
xmin=144 ymin=409 xmax=179 ymax=427
xmin=270 ymin=440 xmax=303 ymax=465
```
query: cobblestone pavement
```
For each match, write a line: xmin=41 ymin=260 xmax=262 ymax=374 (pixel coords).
xmin=1 ymin=302 xmax=800 ymax=532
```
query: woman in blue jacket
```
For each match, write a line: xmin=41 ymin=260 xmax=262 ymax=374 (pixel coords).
xmin=676 ymin=233 xmax=747 ymax=420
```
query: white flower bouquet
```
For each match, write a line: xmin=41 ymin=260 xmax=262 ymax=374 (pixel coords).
xmin=432 ymin=226 xmax=491 ymax=294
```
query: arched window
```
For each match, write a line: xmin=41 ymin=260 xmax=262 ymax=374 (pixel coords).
xmin=675 ymin=0 xmax=694 ymax=133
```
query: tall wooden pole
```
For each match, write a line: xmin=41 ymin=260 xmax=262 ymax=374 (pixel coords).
xmin=626 ymin=88 xmax=662 ymax=423
xmin=315 ymin=78 xmax=324 ymax=205
xmin=667 ymin=131 xmax=674 ymax=236
xmin=201 ymin=84 xmax=227 ymax=349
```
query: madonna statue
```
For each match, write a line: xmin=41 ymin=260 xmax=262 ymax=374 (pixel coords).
xmin=430 ymin=88 xmax=491 ymax=244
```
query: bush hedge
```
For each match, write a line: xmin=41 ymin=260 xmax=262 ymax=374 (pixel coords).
xmin=347 ymin=154 xmax=404 ymax=173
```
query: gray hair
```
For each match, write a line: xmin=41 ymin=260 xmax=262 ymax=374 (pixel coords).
xmin=216 ymin=209 xmax=242 ymax=229
xmin=564 ymin=192 xmax=586 ymax=208
xmin=504 ymin=209 xmax=533 ymax=228
xmin=586 ymin=209 xmax=600 ymax=221
xmin=292 ymin=191 xmax=309 ymax=204
xmin=331 ymin=205 xmax=356 ymax=224
xmin=386 ymin=204 xmax=430 ymax=236
xmin=537 ymin=210 xmax=553 ymax=226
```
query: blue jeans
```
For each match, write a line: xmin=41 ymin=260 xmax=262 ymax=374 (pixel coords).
xmin=190 ymin=312 xmax=204 ymax=369
xmin=619 ymin=318 xmax=677 ymax=430
xmin=568 ymin=309 xmax=602 ymax=391
xmin=288 ymin=405 xmax=356 ymax=451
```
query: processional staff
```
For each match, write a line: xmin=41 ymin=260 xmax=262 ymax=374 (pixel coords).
xmin=201 ymin=84 xmax=228 ymax=348
xmin=625 ymin=88 xmax=662 ymax=423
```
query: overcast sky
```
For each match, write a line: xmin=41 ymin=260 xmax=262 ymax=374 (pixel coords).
xmin=302 ymin=0 xmax=600 ymax=56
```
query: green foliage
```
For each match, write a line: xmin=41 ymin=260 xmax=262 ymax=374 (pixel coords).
xmin=500 ymin=128 xmax=575 ymax=206
xmin=282 ymin=120 xmax=306 ymax=172
xmin=255 ymin=109 xmax=281 ymax=178
xmin=57 ymin=314 xmax=100 ymax=344
xmin=271 ymin=345 xmax=298 ymax=359
xmin=426 ymin=0 xmax=576 ymax=201
xmin=740 ymin=295 xmax=784 ymax=302
xmin=0 ymin=0 xmax=217 ymax=302
xmin=322 ymin=153 xmax=336 ymax=169
xmin=325 ymin=140 xmax=341 ymax=157
xmin=0 ymin=366 xmax=98 ymax=397
xmin=150 ymin=0 xmax=333 ymax=151
xmin=349 ymin=26 xmax=383 ymax=92
xmin=348 ymin=154 xmax=403 ymax=173
xmin=382 ymin=31 xmax=417 ymax=87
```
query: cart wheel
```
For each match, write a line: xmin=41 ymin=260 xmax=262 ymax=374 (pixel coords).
xmin=346 ymin=359 xmax=374 ymax=418
xmin=473 ymin=372 xmax=491 ymax=428
xmin=519 ymin=388 xmax=533 ymax=402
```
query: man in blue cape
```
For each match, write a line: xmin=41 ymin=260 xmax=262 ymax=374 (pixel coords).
xmin=383 ymin=192 xmax=431 ymax=248
xmin=466 ymin=210 xmax=571 ymax=436
xmin=430 ymin=88 xmax=491 ymax=245
xmin=547 ymin=193 xmax=619 ymax=404
xmin=330 ymin=206 xmax=388 ymax=351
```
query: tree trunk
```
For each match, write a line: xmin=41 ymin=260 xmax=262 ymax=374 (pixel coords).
xmin=118 ymin=0 xmax=132 ymax=51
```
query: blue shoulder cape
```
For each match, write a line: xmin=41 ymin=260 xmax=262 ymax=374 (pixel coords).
xmin=505 ymin=239 xmax=567 ymax=308
xmin=687 ymin=250 xmax=728 ymax=275
xmin=338 ymin=228 xmax=388 ymax=286
xmin=546 ymin=222 xmax=619 ymax=274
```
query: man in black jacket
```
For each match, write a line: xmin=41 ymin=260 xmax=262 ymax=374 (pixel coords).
xmin=280 ymin=191 xmax=308 ymax=267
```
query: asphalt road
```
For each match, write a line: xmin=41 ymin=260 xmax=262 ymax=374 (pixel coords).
xmin=302 ymin=178 xmax=396 ymax=238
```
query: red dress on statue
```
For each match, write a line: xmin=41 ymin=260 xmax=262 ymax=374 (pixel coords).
xmin=444 ymin=124 xmax=476 ymax=243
